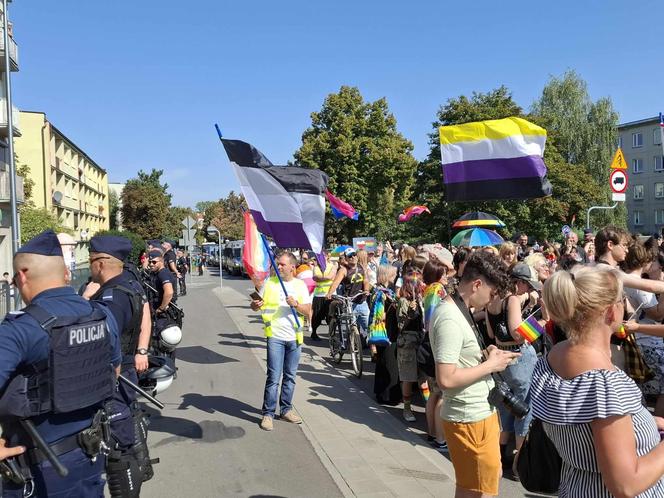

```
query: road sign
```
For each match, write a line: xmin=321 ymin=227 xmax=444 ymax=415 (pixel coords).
xmin=610 ymin=169 xmax=628 ymax=193
xmin=612 ymin=193 xmax=626 ymax=202
xmin=181 ymin=216 xmax=196 ymax=230
xmin=610 ymin=148 xmax=628 ymax=170
xmin=182 ymin=228 xmax=196 ymax=245
xmin=561 ymin=225 xmax=572 ymax=237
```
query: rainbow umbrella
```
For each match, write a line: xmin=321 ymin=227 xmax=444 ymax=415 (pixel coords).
xmin=452 ymin=211 xmax=505 ymax=229
xmin=451 ymin=228 xmax=504 ymax=247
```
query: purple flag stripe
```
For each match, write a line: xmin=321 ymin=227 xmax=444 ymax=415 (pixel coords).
xmin=251 ymin=210 xmax=312 ymax=249
xmin=443 ymin=155 xmax=547 ymax=184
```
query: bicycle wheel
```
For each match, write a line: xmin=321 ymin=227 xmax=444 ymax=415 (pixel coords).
xmin=350 ymin=325 xmax=363 ymax=378
xmin=329 ymin=319 xmax=343 ymax=364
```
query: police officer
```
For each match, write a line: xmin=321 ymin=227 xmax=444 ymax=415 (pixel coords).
xmin=176 ymin=249 xmax=188 ymax=296
xmin=0 ymin=230 xmax=121 ymax=497
xmin=148 ymin=250 xmax=176 ymax=330
xmin=85 ymin=235 xmax=155 ymax=497
xmin=161 ymin=240 xmax=180 ymax=288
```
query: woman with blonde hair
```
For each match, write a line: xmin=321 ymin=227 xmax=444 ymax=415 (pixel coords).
xmin=499 ymin=242 xmax=517 ymax=267
xmin=530 ymin=268 xmax=664 ymax=497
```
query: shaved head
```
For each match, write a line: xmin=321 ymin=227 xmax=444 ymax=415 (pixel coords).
xmin=14 ymin=253 xmax=67 ymax=282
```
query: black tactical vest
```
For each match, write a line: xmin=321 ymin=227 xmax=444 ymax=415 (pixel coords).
xmin=92 ymin=282 xmax=143 ymax=357
xmin=0 ymin=303 xmax=115 ymax=419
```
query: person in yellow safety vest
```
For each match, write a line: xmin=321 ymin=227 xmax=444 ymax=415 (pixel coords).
xmin=250 ymin=251 xmax=312 ymax=432
xmin=311 ymin=250 xmax=337 ymax=341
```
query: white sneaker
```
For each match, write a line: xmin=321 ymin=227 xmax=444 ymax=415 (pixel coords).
xmin=403 ymin=407 xmax=416 ymax=422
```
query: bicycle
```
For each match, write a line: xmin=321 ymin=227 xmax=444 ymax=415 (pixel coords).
xmin=328 ymin=293 xmax=364 ymax=378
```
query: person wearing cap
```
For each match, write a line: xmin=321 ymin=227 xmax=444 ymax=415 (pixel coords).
xmin=485 ymin=262 xmax=543 ymax=478
xmin=85 ymin=235 xmax=155 ymax=496
xmin=161 ymin=240 xmax=181 ymax=292
xmin=148 ymin=250 xmax=175 ymax=324
xmin=176 ymin=249 xmax=189 ymax=296
xmin=583 ymin=228 xmax=595 ymax=244
xmin=0 ymin=230 xmax=122 ymax=497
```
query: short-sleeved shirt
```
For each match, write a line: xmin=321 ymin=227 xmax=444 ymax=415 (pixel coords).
xmin=624 ymin=286 xmax=659 ymax=342
xmin=531 ymin=358 xmax=664 ymax=498
xmin=152 ymin=267 xmax=176 ymax=306
xmin=0 ymin=287 xmax=121 ymax=444
xmin=260 ymin=278 xmax=312 ymax=341
xmin=429 ymin=299 xmax=494 ymax=422
xmin=163 ymin=249 xmax=178 ymax=276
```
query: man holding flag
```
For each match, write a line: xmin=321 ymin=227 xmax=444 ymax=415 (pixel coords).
xmin=251 ymin=252 xmax=312 ymax=432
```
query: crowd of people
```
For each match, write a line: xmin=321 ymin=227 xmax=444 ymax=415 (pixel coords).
xmin=254 ymin=228 xmax=664 ymax=497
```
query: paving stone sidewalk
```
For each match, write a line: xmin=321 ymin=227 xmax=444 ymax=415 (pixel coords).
xmin=217 ymin=285 xmax=458 ymax=498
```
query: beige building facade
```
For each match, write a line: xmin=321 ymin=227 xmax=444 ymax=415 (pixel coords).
xmin=15 ymin=111 xmax=110 ymax=263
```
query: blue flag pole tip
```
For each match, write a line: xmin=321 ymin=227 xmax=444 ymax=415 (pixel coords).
xmin=214 ymin=123 xmax=223 ymax=139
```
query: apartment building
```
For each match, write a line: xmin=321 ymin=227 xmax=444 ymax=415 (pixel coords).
xmin=0 ymin=6 xmax=23 ymax=274
xmin=619 ymin=116 xmax=664 ymax=234
xmin=15 ymin=111 xmax=110 ymax=262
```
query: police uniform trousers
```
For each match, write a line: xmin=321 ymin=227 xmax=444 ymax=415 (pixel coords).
xmin=110 ymin=361 xmax=138 ymax=449
xmin=2 ymin=448 xmax=105 ymax=498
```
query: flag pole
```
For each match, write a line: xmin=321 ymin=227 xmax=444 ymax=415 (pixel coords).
xmin=260 ymin=233 xmax=301 ymax=329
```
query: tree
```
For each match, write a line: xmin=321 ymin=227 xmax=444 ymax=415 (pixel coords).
xmin=108 ymin=190 xmax=120 ymax=230
xmin=294 ymin=86 xmax=418 ymax=243
xmin=121 ymin=169 xmax=171 ymax=239
xmin=16 ymin=162 xmax=35 ymax=204
xmin=164 ymin=205 xmax=196 ymax=241
xmin=94 ymin=229 xmax=145 ymax=264
xmin=531 ymin=70 xmax=621 ymax=227
xmin=206 ymin=191 xmax=246 ymax=241
xmin=19 ymin=207 xmax=70 ymax=243
xmin=195 ymin=201 xmax=215 ymax=215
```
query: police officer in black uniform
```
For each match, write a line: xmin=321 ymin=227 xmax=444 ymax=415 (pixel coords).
xmin=84 ymin=235 xmax=155 ymax=497
xmin=161 ymin=240 xmax=180 ymax=292
xmin=0 ymin=230 xmax=121 ymax=497
xmin=147 ymin=250 xmax=176 ymax=330
xmin=176 ymin=249 xmax=188 ymax=296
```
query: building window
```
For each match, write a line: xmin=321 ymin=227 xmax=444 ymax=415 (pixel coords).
xmin=633 ymin=132 xmax=643 ymax=148
xmin=656 ymin=183 xmax=664 ymax=199
xmin=633 ymin=158 xmax=644 ymax=173
xmin=634 ymin=210 xmax=644 ymax=226
xmin=656 ymin=210 xmax=664 ymax=225
xmin=655 ymin=156 xmax=664 ymax=172
xmin=656 ymin=128 xmax=663 ymax=146
xmin=617 ymin=136 xmax=623 ymax=148
xmin=634 ymin=184 xmax=645 ymax=199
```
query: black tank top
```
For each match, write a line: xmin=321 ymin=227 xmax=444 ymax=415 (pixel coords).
xmin=342 ymin=266 xmax=366 ymax=303
xmin=486 ymin=298 xmax=514 ymax=343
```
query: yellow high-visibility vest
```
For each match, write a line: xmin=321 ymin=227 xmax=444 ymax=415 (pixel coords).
xmin=261 ymin=277 xmax=304 ymax=345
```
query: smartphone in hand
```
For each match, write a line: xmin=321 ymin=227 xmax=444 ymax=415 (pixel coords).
xmin=249 ymin=291 xmax=262 ymax=301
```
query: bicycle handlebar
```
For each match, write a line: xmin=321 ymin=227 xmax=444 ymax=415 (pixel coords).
xmin=331 ymin=293 xmax=366 ymax=302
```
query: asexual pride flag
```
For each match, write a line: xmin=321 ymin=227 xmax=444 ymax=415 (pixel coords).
xmin=439 ymin=117 xmax=553 ymax=202
xmin=220 ymin=139 xmax=329 ymax=267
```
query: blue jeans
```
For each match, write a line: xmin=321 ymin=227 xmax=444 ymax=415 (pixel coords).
xmin=498 ymin=343 xmax=536 ymax=437
xmin=262 ymin=338 xmax=301 ymax=418
xmin=352 ymin=301 xmax=370 ymax=337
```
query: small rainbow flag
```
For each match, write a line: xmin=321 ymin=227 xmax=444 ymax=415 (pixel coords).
xmin=398 ymin=205 xmax=430 ymax=223
xmin=423 ymin=282 xmax=446 ymax=333
xmin=242 ymin=211 xmax=270 ymax=284
xmin=515 ymin=315 xmax=544 ymax=343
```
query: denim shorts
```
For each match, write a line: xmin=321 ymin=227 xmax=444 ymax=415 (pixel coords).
xmin=497 ymin=343 xmax=536 ymax=437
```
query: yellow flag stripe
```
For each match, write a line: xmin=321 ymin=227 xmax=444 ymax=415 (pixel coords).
xmin=439 ymin=117 xmax=547 ymax=145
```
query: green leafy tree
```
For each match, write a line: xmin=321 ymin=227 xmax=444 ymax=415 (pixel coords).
xmin=531 ymin=70 xmax=621 ymax=227
xmin=94 ymin=229 xmax=145 ymax=264
xmin=108 ymin=190 xmax=120 ymax=230
xmin=294 ymin=86 xmax=418 ymax=243
xmin=207 ymin=191 xmax=246 ymax=241
xmin=164 ymin=205 xmax=195 ymax=241
xmin=121 ymin=169 xmax=171 ymax=239
xmin=195 ymin=201 xmax=216 ymax=215
xmin=19 ymin=207 xmax=70 ymax=243
xmin=16 ymin=162 xmax=35 ymax=204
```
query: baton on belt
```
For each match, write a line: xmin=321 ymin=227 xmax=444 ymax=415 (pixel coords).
xmin=20 ymin=419 xmax=68 ymax=477
xmin=119 ymin=375 xmax=165 ymax=409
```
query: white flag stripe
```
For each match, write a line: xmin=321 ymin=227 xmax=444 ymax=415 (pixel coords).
xmin=234 ymin=164 xmax=302 ymax=223
xmin=292 ymin=192 xmax=325 ymax=253
xmin=440 ymin=134 xmax=546 ymax=164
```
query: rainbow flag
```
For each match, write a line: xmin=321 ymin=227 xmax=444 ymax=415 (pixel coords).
xmin=515 ymin=315 xmax=544 ymax=343
xmin=368 ymin=288 xmax=392 ymax=345
xmin=398 ymin=205 xmax=430 ymax=223
xmin=326 ymin=190 xmax=359 ymax=220
xmin=439 ymin=117 xmax=552 ymax=202
xmin=242 ymin=211 xmax=270 ymax=283
xmin=423 ymin=282 xmax=446 ymax=333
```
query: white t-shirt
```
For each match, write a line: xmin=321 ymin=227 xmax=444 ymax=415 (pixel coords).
xmin=260 ymin=278 xmax=312 ymax=341
xmin=624 ymin=286 xmax=659 ymax=344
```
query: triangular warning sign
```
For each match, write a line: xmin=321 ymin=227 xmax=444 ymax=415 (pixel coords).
xmin=610 ymin=148 xmax=628 ymax=170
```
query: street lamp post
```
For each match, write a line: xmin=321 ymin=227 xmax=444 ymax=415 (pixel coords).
xmin=206 ymin=227 xmax=223 ymax=290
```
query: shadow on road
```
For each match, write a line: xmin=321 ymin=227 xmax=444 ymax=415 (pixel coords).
xmin=176 ymin=345 xmax=240 ymax=365
xmin=178 ymin=393 xmax=262 ymax=424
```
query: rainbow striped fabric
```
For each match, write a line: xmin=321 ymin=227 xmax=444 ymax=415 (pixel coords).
xmin=515 ymin=315 xmax=544 ymax=343
xmin=439 ymin=117 xmax=552 ymax=202
xmin=242 ymin=211 xmax=270 ymax=283
xmin=423 ymin=282 xmax=446 ymax=333
xmin=368 ymin=288 xmax=392 ymax=345
xmin=398 ymin=205 xmax=430 ymax=223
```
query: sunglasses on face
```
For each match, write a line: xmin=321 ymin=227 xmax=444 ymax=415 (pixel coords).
xmin=346 ymin=253 xmax=357 ymax=258
xmin=148 ymin=260 xmax=159 ymax=265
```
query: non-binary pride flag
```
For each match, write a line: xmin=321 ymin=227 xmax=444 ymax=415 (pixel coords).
xmin=515 ymin=315 xmax=544 ymax=344
xmin=439 ymin=117 xmax=553 ymax=202
xmin=242 ymin=211 xmax=270 ymax=283
xmin=220 ymin=139 xmax=329 ymax=266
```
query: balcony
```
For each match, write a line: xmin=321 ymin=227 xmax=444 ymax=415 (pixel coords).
xmin=0 ymin=100 xmax=19 ymax=137
xmin=0 ymin=29 xmax=18 ymax=71
xmin=0 ymin=170 xmax=24 ymax=204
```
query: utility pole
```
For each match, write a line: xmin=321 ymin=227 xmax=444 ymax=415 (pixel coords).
xmin=2 ymin=0 xmax=18 ymax=254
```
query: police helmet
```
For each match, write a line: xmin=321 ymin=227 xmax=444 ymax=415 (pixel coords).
xmin=159 ymin=325 xmax=182 ymax=351
xmin=138 ymin=355 xmax=176 ymax=396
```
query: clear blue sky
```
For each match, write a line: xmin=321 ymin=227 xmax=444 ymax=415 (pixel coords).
xmin=12 ymin=0 xmax=663 ymax=209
